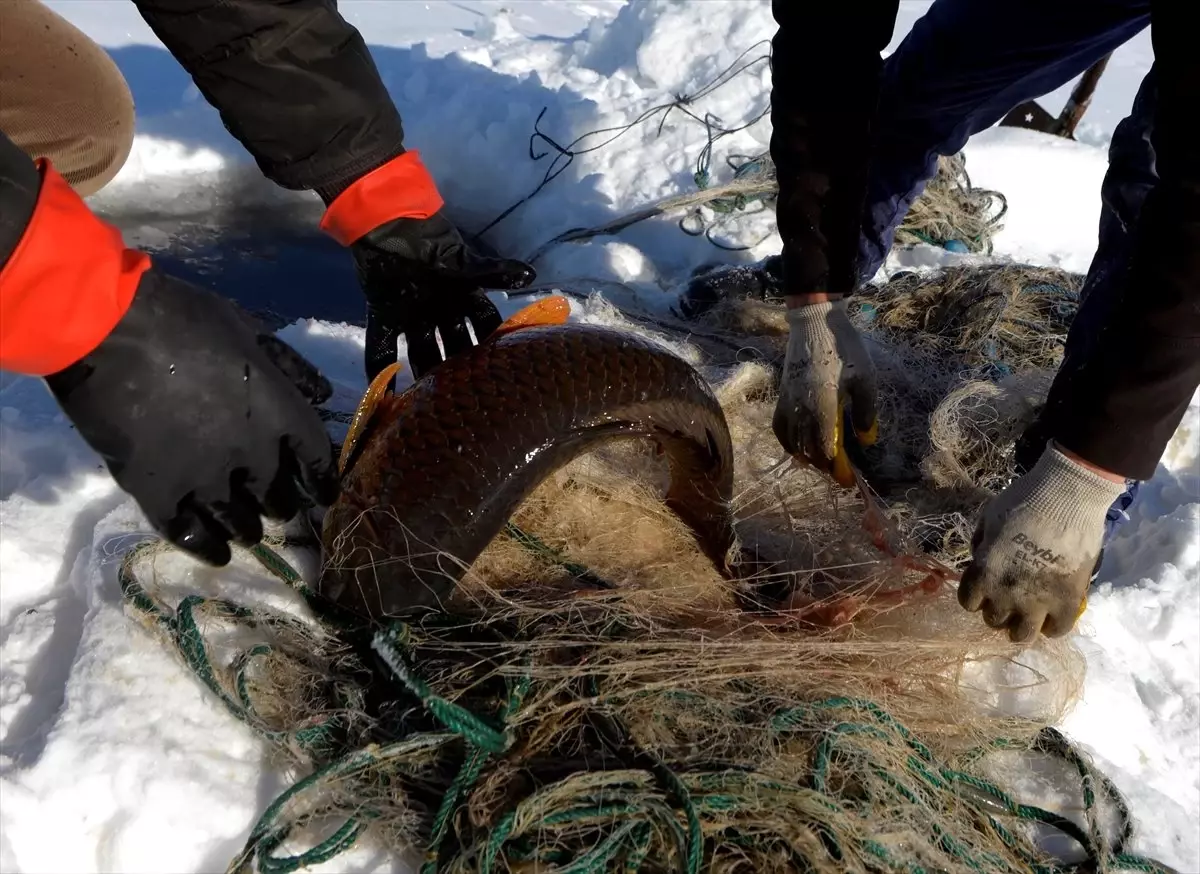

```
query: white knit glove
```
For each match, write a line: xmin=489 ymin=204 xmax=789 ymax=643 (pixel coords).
xmin=958 ymin=445 xmax=1127 ymax=643
xmin=772 ymin=300 xmax=878 ymax=487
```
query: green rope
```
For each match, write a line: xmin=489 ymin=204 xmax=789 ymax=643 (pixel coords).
xmin=478 ymin=794 xmax=691 ymax=874
xmin=421 ymin=746 xmax=488 ymax=874
xmin=692 ymin=152 xmax=773 ymax=215
xmin=769 ymin=697 xmax=1176 ymax=874
xmin=682 ymin=151 xmax=777 ymax=251
xmin=227 ymin=733 xmax=454 ymax=874
xmin=119 ymin=541 xmax=349 ymax=758
xmin=370 ymin=624 xmax=512 ymax=754
xmin=503 ymin=521 xmax=614 ymax=589
xmin=119 ymin=539 xmax=1179 ymax=874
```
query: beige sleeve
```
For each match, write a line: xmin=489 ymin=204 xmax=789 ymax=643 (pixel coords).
xmin=0 ymin=0 xmax=135 ymax=197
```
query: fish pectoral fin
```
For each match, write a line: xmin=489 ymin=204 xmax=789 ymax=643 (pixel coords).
xmin=339 ymin=360 xmax=405 ymax=476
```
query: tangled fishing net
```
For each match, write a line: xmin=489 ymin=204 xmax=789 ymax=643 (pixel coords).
xmin=892 ymin=154 xmax=1008 ymax=255
xmin=674 ymin=259 xmax=1085 ymax=561
xmin=533 ymin=148 xmax=1005 ymax=262
xmin=669 ymin=151 xmax=1006 ymax=259
xmin=115 ymin=200 xmax=1170 ymax=869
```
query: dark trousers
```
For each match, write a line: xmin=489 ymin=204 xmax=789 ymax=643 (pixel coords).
xmin=859 ymin=0 xmax=1154 ymax=539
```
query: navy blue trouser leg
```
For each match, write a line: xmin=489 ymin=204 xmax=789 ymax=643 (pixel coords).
xmin=856 ymin=0 xmax=1151 ymax=282
xmin=858 ymin=0 xmax=1160 ymax=557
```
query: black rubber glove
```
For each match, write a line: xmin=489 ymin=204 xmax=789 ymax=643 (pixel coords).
xmin=44 ymin=269 xmax=339 ymax=565
xmin=349 ymin=210 xmax=535 ymax=381
xmin=678 ymin=255 xmax=785 ymax=319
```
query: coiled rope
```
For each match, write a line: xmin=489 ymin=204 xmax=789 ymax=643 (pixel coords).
xmin=118 ymin=536 xmax=1178 ymax=874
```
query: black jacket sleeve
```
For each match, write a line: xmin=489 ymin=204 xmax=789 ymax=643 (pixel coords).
xmin=770 ymin=1 xmax=1198 ymax=480
xmin=1040 ymin=0 xmax=1200 ymax=481
xmin=0 ymin=131 xmax=40 ymax=270
xmin=131 ymin=0 xmax=406 ymax=193
xmin=768 ymin=1 xmax=900 ymax=296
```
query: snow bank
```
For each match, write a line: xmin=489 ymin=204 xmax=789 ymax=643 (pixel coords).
xmin=3 ymin=3 xmax=1195 ymax=873
xmin=1060 ymin=401 xmax=1200 ymax=866
xmin=931 ymin=128 xmax=1111 ymax=276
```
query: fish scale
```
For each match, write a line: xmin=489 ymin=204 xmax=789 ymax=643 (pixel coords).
xmin=319 ymin=321 xmax=737 ymax=622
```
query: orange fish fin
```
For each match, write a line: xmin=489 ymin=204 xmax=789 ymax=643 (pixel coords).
xmin=490 ymin=296 xmax=570 ymax=340
xmin=339 ymin=361 xmax=404 ymax=476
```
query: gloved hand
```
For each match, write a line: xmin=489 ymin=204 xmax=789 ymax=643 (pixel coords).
xmin=351 ymin=211 xmax=535 ymax=380
xmin=45 ymin=269 xmax=340 ymax=566
xmin=317 ymin=150 xmax=535 ymax=382
xmin=957 ymin=444 xmax=1127 ymax=643
xmin=772 ymin=299 xmax=878 ymax=486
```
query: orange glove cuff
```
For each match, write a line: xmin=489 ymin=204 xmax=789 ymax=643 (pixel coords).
xmin=318 ymin=150 xmax=445 ymax=246
xmin=0 ymin=159 xmax=149 ymax=376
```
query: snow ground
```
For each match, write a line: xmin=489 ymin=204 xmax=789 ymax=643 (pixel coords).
xmin=1 ymin=2 xmax=1197 ymax=872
